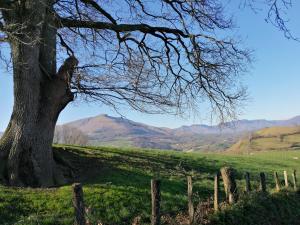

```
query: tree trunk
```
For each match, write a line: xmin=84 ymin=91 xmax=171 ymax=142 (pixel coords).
xmin=0 ymin=1 xmax=75 ymax=187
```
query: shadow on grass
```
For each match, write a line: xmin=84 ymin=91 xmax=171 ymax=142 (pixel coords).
xmin=51 ymin=146 xmax=223 ymax=224
xmin=55 ymin=146 xmax=223 ymax=181
xmin=2 ymin=146 xmax=299 ymax=224
xmin=0 ymin=194 xmax=32 ymax=224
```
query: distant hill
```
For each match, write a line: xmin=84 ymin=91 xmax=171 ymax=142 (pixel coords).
xmin=66 ymin=114 xmax=171 ymax=135
xmin=59 ymin=114 xmax=300 ymax=151
xmin=228 ymin=126 xmax=300 ymax=154
xmin=65 ymin=114 xmax=175 ymax=149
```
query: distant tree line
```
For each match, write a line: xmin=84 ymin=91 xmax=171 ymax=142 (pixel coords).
xmin=53 ymin=125 xmax=88 ymax=146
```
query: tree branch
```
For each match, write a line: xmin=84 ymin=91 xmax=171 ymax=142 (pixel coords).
xmin=79 ymin=0 xmax=117 ymax=24
xmin=58 ymin=18 xmax=189 ymax=37
xmin=1 ymin=0 xmax=251 ymax=121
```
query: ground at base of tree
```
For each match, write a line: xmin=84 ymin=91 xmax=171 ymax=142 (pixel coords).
xmin=1 ymin=145 xmax=300 ymax=225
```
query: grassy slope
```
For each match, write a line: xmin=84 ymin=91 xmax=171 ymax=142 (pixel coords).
xmin=210 ymin=191 xmax=300 ymax=225
xmin=1 ymin=146 xmax=300 ymax=225
xmin=228 ymin=126 xmax=300 ymax=154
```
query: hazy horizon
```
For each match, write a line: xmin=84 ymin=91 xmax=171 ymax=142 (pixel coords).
xmin=32 ymin=113 xmax=300 ymax=130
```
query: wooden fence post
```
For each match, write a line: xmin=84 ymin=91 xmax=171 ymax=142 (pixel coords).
xmin=259 ymin=172 xmax=266 ymax=192
xmin=292 ymin=170 xmax=297 ymax=191
xmin=151 ymin=179 xmax=161 ymax=225
xmin=214 ymin=172 xmax=220 ymax=211
xmin=220 ymin=167 xmax=238 ymax=204
xmin=245 ymin=172 xmax=251 ymax=193
xmin=72 ymin=183 xmax=86 ymax=225
xmin=284 ymin=170 xmax=289 ymax=188
xmin=274 ymin=172 xmax=280 ymax=191
xmin=187 ymin=176 xmax=194 ymax=224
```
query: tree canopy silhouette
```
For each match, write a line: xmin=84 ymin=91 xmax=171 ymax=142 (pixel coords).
xmin=246 ymin=0 xmax=298 ymax=40
xmin=0 ymin=0 xmax=251 ymax=187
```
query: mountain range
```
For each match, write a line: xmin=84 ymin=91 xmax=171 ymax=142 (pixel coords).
xmin=1 ymin=115 xmax=300 ymax=151
xmin=61 ymin=114 xmax=300 ymax=151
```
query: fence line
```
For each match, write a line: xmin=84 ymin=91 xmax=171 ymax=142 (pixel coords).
xmin=73 ymin=183 xmax=86 ymax=225
xmin=187 ymin=176 xmax=194 ymax=224
xmin=292 ymin=170 xmax=297 ymax=191
xmin=274 ymin=172 xmax=281 ymax=191
xmin=284 ymin=170 xmax=289 ymax=188
xmin=72 ymin=169 xmax=298 ymax=225
xmin=245 ymin=172 xmax=251 ymax=193
xmin=259 ymin=172 xmax=266 ymax=192
xmin=151 ymin=179 xmax=161 ymax=225
xmin=214 ymin=172 xmax=220 ymax=211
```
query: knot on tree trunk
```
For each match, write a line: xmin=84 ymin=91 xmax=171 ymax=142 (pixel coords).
xmin=57 ymin=56 xmax=79 ymax=85
xmin=46 ymin=56 xmax=79 ymax=108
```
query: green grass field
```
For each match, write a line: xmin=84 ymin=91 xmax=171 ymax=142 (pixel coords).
xmin=229 ymin=126 xmax=300 ymax=153
xmin=1 ymin=146 xmax=300 ymax=225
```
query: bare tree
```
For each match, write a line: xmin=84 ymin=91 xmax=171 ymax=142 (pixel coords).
xmin=0 ymin=0 xmax=250 ymax=187
xmin=54 ymin=125 xmax=88 ymax=146
xmin=245 ymin=0 xmax=298 ymax=40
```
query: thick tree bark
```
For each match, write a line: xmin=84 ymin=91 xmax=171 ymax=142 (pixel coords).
xmin=0 ymin=0 xmax=75 ymax=187
xmin=0 ymin=46 xmax=74 ymax=186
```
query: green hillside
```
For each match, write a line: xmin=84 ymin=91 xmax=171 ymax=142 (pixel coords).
xmin=228 ymin=126 xmax=300 ymax=154
xmin=1 ymin=146 xmax=300 ymax=225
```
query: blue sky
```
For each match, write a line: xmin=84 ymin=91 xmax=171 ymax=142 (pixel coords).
xmin=1 ymin=2 xmax=300 ymax=131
